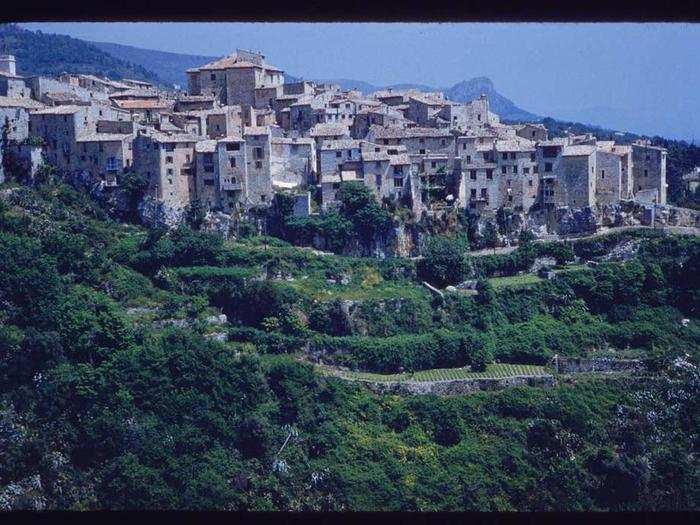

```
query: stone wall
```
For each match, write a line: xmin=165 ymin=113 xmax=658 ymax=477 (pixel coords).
xmin=359 ymin=374 xmax=556 ymax=396
xmin=554 ymin=356 xmax=646 ymax=374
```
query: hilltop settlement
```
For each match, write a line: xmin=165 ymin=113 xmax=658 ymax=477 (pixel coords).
xmin=1 ymin=49 xmax=697 ymax=253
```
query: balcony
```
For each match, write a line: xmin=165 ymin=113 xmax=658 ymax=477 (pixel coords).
xmin=221 ymin=179 xmax=242 ymax=191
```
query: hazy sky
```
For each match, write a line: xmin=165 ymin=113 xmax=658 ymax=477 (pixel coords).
xmin=20 ymin=22 xmax=700 ymax=141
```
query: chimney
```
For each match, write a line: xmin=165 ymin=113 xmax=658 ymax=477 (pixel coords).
xmin=0 ymin=54 xmax=17 ymax=76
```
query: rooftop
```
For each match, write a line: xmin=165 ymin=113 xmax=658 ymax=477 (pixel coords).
xmin=195 ymin=140 xmax=218 ymax=153
xmin=562 ymin=145 xmax=597 ymax=157
xmin=76 ymin=132 xmax=131 ymax=143
xmin=369 ymin=125 xmax=453 ymax=139
xmin=30 ymin=105 xmax=85 ymax=115
xmin=0 ymin=96 xmax=44 ymax=109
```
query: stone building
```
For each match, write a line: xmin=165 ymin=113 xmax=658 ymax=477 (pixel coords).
xmin=133 ymin=131 xmax=199 ymax=216
xmin=74 ymin=132 xmax=133 ymax=186
xmin=187 ymin=50 xmax=284 ymax=109
xmin=270 ymin=136 xmax=316 ymax=189
xmin=0 ymin=96 xmax=45 ymax=141
xmin=631 ymin=140 xmax=667 ymax=205
xmin=28 ymin=105 xmax=92 ymax=171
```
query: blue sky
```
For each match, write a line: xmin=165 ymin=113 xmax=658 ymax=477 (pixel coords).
xmin=21 ymin=22 xmax=700 ymax=141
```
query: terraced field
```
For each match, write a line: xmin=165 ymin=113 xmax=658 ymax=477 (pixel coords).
xmin=318 ymin=363 xmax=549 ymax=382
xmin=488 ymin=273 xmax=543 ymax=289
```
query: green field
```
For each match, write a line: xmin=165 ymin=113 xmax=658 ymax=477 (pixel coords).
xmin=488 ymin=273 xmax=543 ymax=289
xmin=318 ymin=363 xmax=549 ymax=382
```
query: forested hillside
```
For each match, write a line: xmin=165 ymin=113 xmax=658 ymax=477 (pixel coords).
xmin=0 ymin=24 xmax=162 ymax=84
xmin=0 ymin=174 xmax=698 ymax=510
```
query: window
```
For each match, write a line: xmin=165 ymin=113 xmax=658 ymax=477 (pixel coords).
xmin=534 ymin=165 xmax=539 ymax=174
xmin=383 ymin=139 xmax=389 ymax=145
xmin=528 ymin=179 xmax=533 ymax=187
xmin=508 ymin=195 xmax=513 ymax=202
xmin=466 ymin=155 xmax=471 ymax=163
xmin=470 ymin=170 xmax=477 ymax=180
xmin=502 ymin=152 xmax=508 ymax=160
xmin=481 ymin=188 xmax=488 ymax=198
xmin=513 ymin=165 xmax=518 ymax=174
xmin=507 ymin=179 xmax=511 ymax=187
xmin=204 ymin=179 xmax=214 ymax=186
xmin=545 ymin=162 xmax=553 ymax=173
xmin=462 ymin=143 xmax=467 ymax=150
xmin=165 ymin=144 xmax=174 ymax=152
xmin=332 ymin=183 xmax=340 ymax=190
xmin=523 ymin=167 xmax=530 ymax=174
xmin=470 ymin=188 xmax=477 ymax=198
xmin=394 ymin=178 xmax=403 ymax=187
xmin=255 ymin=147 xmax=264 ymax=159
xmin=393 ymin=166 xmax=402 ymax=175
xmin=645 ymin=154 xmax=650 ymax=161
xmin=226 ymin=143 xmax=240 ymax=151
xmin=601 ymin=169 xmax=605 ymax=179
xmin=166 ymin=156 xmax=173 ymax=164
xmin=477 ymin=114 xmax=481 ymax=121
xmin=486 ymin=170 xmax=493 ymax=180
xmin=510 ymin=152 xmax=516 ymax=160
xmin=419 ymin=149 xmax=426 ymax=155
xmin=230 ymin=158 xmax=236 ymax=168
xmin=501 ymin=166 xmax=507 ymax=174
xmin=168 ymin=178 xmax=173 ymax=184
xmin=530 ymin=153 xmax=536 ymax=162
xmin=440 ymin=139 xmax=446 ymax=146
xmin=210 ymin=73 xmax=216 ymax=81
xmin=106 ymin=157 xmax=119 ymax=171
xmin=644 ymin=169 xmax=648 ymax=177
xmin=167 ymin=168 xmax=173 ymax=175
xmin=260 ymin=195 xmax=266 ymax=202
xmin=255 ymin=161 xmax=262 ymax=169
xmin=431 ymin=161 xmax=436 ymax=168
xmin=375 ymin=174 xmax=382 ymax=187
xmin=531 ymin=131 xmax=536 ymax=138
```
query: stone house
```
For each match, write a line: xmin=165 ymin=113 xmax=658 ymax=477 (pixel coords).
xmin=194 ymin=139 xmax=221 ymax=210
xmin=133 ymin=131 xmax=199 ymax=214
xmin=187 ymin=50 xmax=284 ymax=109
xmin=556 ymin=144 xmax=598 ymax=209
xmin=112 ymin=98 xmax=173 ymax=124
xmin=74 ymin=132 xmax=133 ymax=186
xmin=243 ymin=126 xmax=274 ymax=207
xmin=351 ymin=106 xmax=406 ymax=139
xmin=631 ymin=140 xmax=667 ymax=205
xmin=173 ymin=95 xmax=216 ymax=112
xmin=29 ymin=105 xmax=92 ymax=172
xmin=515 ymin=123 xmax=548 ymax=142
xmin=215 ymin=136 xmax=248 ymax=213
xmin=270 ymin=136 xmax=316 ymax=189
xmin=0 ymin=96 xmax=45 ymax=141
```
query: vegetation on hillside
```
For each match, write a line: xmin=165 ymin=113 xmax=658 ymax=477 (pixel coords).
xmin=0 ymin=179 xmax=698 ymax=510
xmin=0 ymin=24 xmax=162 ymax=84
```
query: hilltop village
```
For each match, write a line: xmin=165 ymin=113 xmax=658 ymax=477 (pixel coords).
xmin=0 ymin=49 xmax=686 ymax=245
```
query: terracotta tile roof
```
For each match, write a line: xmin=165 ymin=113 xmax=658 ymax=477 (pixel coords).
xmin=114 ymin=99 xmax=172 ymax=110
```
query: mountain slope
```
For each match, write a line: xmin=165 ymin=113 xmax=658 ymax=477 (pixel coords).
xmin=90 ymin=40 xmax=219 ymax=88
xmin=444 ymin=77 xmax=540 ymax=122
xmin=314 ymin=77 xmax=539 ymax=122
xmin=0 ymin=24 xmax=162 ymax=84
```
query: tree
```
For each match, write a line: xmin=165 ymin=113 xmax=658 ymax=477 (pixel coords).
xmin=482 ymin=221 xmax=498 ymax=253
xmin=417 ymin=236 xmax=472 ymax=287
